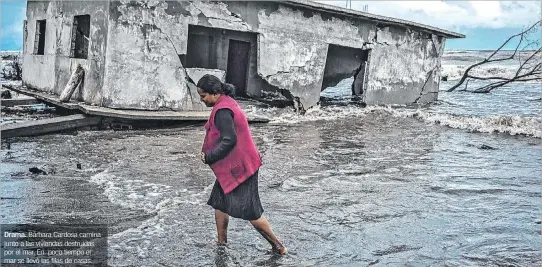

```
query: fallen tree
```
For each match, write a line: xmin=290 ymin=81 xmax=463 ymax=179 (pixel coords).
xmin=447 ymin=20 xmax=541 ymax=93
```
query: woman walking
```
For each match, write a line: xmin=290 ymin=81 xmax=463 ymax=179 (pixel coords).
xmin=197 ymin=74 xmax=287 ymax=255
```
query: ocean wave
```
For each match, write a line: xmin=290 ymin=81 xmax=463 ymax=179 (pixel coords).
xmin=444 ymin=50 xmax=471 ymax=54
xmin=0 ymin=80 xmax=22 ymax=86
xmin=248 ymin=104 xmax=541 ymax=138
xmin=264 ymin=105 xmax=375 ymax=124
xmin=441 ymin=50 xmax=540 ymax=83
xmin=442 ymin=50 xmax=532 ymax=58
xmin=440 ymin=64 xmax=534 ymax=82
xmin=426 ymin=114 xmax=541 ymax=138
xmin=249 ymin=104 xmax=393 ymax=125
xmin=442 ymin=55 xmax=488 ymax=62
xmin=390 ymin=108 xmax=542 ymax=138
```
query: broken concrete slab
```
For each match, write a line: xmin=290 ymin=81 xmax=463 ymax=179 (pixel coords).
xmin=4 ymin=84 xmax=269 ymax=123
xmin=1 ymin=114 xmax=102 ymax=138
xmin=1 ymin=98 xmax=41 ymax=107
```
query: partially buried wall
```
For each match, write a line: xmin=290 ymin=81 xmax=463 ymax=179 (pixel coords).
xmin=102 ymin=1 xmax=256 ymax=111
xmin=101 ymin=1 xmax=373 ymax=111
xmin=100 ymin=1 xmax=446 ymax=111
xmin=365 ymin=26 xmax=445 ymax=104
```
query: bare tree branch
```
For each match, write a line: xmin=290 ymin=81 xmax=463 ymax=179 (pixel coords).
xmin=516 ymin=47 xmax=541 ymax=75
xmin=472 ymin=65 xmax=541 ymax=93
xmin=447 ymin=20 xmax=541 ymax=93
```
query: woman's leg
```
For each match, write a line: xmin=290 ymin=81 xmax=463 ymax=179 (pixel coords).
xmin=250 ymin=216 xmax=287 ymax=255
xmin=215 ymin=209 xmax=229 ymax=244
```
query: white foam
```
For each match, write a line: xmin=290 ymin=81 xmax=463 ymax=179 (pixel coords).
xmin=392 ymin=108 xmax=542 ymax=138
xmin=89 ymin=169 xmax=211 ymax=214
xmin=89 ymin=168 xmax=217 ymax=259
xmin=249 ymin=103 xmax=542 ymax=138
xmin=440 ymin=64 xmax=535 ymax=82
xmin=89 ymin=169 xmax=217 ymax=264
xmin=0 ymin=80 xmax=22 ymax=86
xmin=267 ymin=105 xmax=376 ymax=124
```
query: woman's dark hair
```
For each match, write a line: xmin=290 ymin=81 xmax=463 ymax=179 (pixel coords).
xmin=196 ymin=74 xmax=236 ymax=97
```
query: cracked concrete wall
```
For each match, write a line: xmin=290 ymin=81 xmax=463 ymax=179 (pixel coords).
xmin=256 ymin=2 xmax=374 ymax=110
xmin=102 ymin=0 xmax=192 ymax=110
xmin=364 ymin=26 xmax=445 ymax=105
xmin=102 ymin=0 xmax=253 ymax=111
xmin=23 ymin=0 xmax=109 ymax=105
xmin=253 ymin=3 xmax=445 ymax=108
xmin=104 ymin=0 xmax=379 ymax=111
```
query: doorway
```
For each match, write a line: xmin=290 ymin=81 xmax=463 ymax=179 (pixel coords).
xmin=226 ymin=40 xmax=251 ymax=97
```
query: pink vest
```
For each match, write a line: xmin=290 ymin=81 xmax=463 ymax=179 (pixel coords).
xmin=202 ymin=95 xmax=262 ymax=194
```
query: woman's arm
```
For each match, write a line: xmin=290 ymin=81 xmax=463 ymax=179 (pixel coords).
xmin=204 ymin=108 xmax=237 ymax=164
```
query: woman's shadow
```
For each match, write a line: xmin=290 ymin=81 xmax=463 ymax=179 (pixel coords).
xmin=214 ymin=245 xmax=235 ymax=267
xmin=214 ymin=245 xmax=283 ymax=267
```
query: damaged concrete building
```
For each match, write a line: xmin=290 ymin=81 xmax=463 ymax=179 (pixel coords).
xmin=22 ymin=0 xmax=464 ymax=112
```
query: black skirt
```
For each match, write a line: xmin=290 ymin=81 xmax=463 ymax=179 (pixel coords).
xmin=207 ymin=170 xmax=264 ymax=221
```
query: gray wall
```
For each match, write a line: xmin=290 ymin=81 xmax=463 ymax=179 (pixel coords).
xmin=249 ymin=2 xmax=371 ymax=110
xmin=23 ymin=0 xmax=449 ymax=111
xmin=101 ymin=1 xmax=193 ymax=111
xmin=23 ymin=0 xmax=109 ymax=105
xmin=365 ymin=26 xmax=445 ymax=104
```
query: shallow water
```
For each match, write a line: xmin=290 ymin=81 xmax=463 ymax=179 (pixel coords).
xmin=2 ymin=107 xmax=540 ymax=266
xmin=1 ymin=51 xmax=541 ymax=266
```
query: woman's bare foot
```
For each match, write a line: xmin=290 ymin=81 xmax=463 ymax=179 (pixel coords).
xmin=250 ymin=216 xmax=287 ymax=255
xmin=273 ymin=245 xmax=288 ymax=255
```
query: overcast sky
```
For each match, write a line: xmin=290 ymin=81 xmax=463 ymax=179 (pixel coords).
xmin=319 ymin=0 xmax=541 ymax=50
xmin=1 ymin=1 xmax=541 ymax=51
